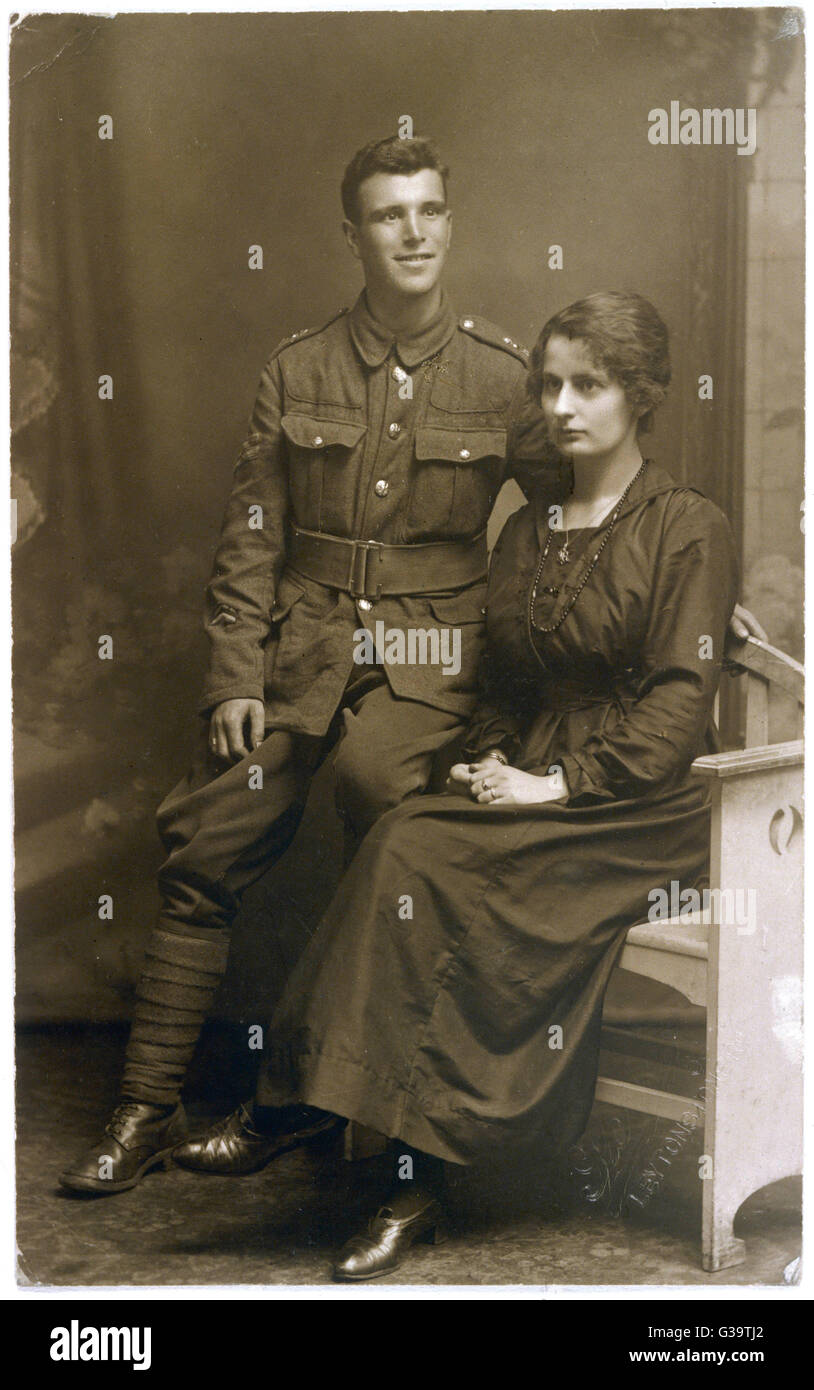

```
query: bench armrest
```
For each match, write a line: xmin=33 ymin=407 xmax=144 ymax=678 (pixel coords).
xmin=691 ymin=739 xmax=803 ymax=779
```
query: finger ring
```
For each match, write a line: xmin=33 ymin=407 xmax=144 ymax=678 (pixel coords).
xmin=482 ymin=779 xmax=491 ymax=791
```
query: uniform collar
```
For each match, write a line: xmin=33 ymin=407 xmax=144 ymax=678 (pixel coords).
xmin=348 ymin=290 xmax=458 ymax=368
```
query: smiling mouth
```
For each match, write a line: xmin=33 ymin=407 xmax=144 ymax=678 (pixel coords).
xmin=395 ymin=254 xmax=434 ymax=262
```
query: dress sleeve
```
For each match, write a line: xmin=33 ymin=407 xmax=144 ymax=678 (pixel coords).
xmin=553 ymin=494 xmax=739 ymax=804
xmin=198 ymin=354 xmax=290 ymax=715
xmin=461 ymin=647 xmax=524 ymax=762
xmin=462 ymin=515 xmax=527 ymax=761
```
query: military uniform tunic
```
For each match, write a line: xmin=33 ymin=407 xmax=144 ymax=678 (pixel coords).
xmin=201 ymin=291 xmax=536 ymax=734
xmin=155 ymin=292 xmax=551 ymax=935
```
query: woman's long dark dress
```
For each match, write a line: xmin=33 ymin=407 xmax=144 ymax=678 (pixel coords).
xmin=257 ymin=463 xmax=739 ymax=1164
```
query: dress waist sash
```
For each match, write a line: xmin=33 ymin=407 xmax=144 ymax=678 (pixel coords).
xmin=538 ymin=671 xmax=639 ymax=714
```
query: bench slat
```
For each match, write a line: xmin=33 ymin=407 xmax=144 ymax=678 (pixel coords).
xmin=594 ymin=1077 xmax=706 ymax=1122
xmin=624 ymin=914 xmax=709 ymax=958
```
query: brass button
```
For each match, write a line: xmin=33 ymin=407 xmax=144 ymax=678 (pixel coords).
xmin=462 ymin=318 xmax=474 ymax=328
xmin=388 ymin=422 xmax=401 ymax=438
xmin=459 ymin=448 xmax=471 ymax=460
xmin=392 ymin=366 xmax=408 ymax=384
xmin=358 ymin=598 xmax=373 ymax=612
xmin=313 ymin=435 xmax=323 ymax=447
xmin=374 ymin=479 xmax=390 ymax=497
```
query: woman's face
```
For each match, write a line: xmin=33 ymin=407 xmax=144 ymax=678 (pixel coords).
xmin=540 ymin=335 xmax=640 ymax=463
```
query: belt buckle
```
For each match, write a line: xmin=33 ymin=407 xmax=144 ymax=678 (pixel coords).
xmin=349 ymin=540 xmax=383 ymax=601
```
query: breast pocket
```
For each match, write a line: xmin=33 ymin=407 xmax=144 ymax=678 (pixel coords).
xmin=411 ymin=428 xmax=506 ymax=537
xmin=281 ymin=414 xmax=367 ymax=530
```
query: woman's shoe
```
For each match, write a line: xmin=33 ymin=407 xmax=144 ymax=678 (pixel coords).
xmin=332 ymin=1187 xmax=446 ymax=1281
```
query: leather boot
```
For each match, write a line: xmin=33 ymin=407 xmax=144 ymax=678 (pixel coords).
xmin=172 ymin=1102 xmax=346 ymax=1174
xmin=332 ymin=1186 xmax=447 ymax=1281
xmin=59 ymin=1101 xmax=188 ymax=1193
xmin=59 ymin=926 xmax=229 ymax=1195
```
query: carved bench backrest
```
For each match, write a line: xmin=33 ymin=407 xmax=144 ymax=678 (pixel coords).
xmin=722 ymin=635 xmax=804 ymax=747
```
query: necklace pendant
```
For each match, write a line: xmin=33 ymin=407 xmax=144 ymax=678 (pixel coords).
xmin=557 ymin=543 xmax=570 ymax=565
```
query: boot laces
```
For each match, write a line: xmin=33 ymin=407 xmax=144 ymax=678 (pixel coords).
xmin=107 ymin=1101 xmax=145 ymax=1140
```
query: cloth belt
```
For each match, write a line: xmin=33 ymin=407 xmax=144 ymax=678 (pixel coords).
xmin=536 ymin=672 xmax=640 ymax=714
xmin=288 ymin=525 xmax=488 ymax=600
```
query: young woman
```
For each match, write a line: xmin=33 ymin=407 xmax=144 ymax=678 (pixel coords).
xmin=175 ymin=291 xmax=739 ymax=1280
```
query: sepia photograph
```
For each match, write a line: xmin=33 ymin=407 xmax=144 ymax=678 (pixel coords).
xmin=9 ymin=4 xmax=805 ymax=1310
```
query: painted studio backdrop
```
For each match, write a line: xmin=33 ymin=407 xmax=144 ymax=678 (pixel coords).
xmin=11 ymin=12 xmax=803 ymax=1031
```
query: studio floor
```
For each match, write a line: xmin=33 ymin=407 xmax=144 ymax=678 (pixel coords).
xmin=17 ymin=1026 xmax=801 ymax=1290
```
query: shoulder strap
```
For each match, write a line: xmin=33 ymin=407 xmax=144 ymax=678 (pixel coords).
xmin=270 ymin=306 xmax=349 ymax=359
xmin=459 ymin=314 xmax=529 ymax=364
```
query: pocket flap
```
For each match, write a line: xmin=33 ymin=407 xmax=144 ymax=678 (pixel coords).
xmin=415 ymin=428 xmax=507 ymax=463
xmin=282 ymin=415 xmax=367 ymax=451
xmin=270 ymin=573 xmax=306 ymax=622
xmin=428 ymin=587 xmax=487 ymax=625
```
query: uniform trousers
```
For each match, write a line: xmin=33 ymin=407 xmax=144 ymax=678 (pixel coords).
xmin=155 ymin=666 xmax=464 ymax=939
xmin=120 ymin=666 xmax=464 ymax=1106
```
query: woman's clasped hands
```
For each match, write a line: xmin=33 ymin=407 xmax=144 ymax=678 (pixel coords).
xmin=447 ymin=752 xmax=566 ymax=806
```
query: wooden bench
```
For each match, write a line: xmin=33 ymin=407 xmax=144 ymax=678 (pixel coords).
xmin=595 ymin=635 xmax=804 ymax=1270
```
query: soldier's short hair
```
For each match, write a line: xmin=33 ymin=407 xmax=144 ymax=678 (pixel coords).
xmin=528 ymin=290 xmax=672 ymax=435
xmin=341 ymin=136 xmax=449 ymax=224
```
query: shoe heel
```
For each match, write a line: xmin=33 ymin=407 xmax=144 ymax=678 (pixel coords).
xmin=305 ymin=1121 xmax=346 ymax=1154
xmin=420 ymin=1221 xmax=447 ymax=1247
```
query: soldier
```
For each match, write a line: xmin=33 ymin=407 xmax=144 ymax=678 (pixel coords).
xmin=60 ymin=135 xmax=762 ymax=1195
xmin=59 ymin=135 xmax=556 ymax=1195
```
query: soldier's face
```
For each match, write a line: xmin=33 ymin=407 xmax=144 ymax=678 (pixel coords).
xmin=344 ymin=169 xmax=452 ymax=300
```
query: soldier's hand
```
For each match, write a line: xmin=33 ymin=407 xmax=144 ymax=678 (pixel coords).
xmin=210 ymin=698 xmax=266 ymax=762
xmin=729 ymin=603 xmax=768 ymax=644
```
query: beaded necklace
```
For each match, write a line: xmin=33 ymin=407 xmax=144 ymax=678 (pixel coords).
xmin=527 ymin=459 xmax=646 ymax=645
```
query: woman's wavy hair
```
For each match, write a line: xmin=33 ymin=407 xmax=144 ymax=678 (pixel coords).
xmin=527 ymin=290 xmax=671 ymax=435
